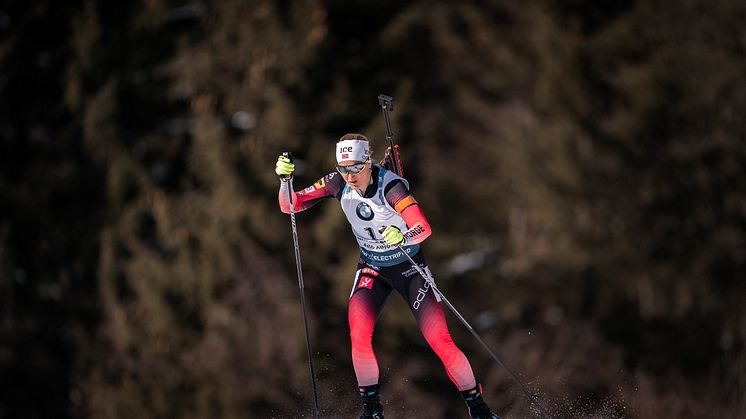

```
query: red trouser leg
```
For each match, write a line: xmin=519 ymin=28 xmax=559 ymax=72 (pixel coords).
xmin=408 ymin=272 xmax=477 ymax=391
xmin=348 ymin=257 xmax=477 ymax=391
xmin=348 ymin=276 xmax=389 ymax=387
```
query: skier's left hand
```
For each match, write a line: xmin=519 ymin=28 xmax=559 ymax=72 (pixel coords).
xmin=381 ymin=225 xmax=405 ymax=246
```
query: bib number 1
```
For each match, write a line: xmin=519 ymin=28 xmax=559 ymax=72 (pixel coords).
xmin=364 ymin=227 xmax=376 ymax=240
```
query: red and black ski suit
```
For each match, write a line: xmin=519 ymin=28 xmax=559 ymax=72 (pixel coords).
xmin=279 ymin=165 xmax=477 ymax=391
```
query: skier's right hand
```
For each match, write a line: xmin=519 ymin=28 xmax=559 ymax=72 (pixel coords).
xmin=381 ymin=225 xmax=406 ymax=246
xmin=275 ymin=155 xmax=295 ymax=178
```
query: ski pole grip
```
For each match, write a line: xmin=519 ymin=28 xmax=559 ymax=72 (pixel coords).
xmin=281 ymin=152 xmax=293 ymax=181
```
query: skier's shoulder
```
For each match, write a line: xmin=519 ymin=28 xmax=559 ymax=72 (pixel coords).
xmin=376 ymin=165 xmax=410 ymax=196
xmin=306 ymin=171 xmax=342 ymax=190
xmin=319 ymin=170 xmax=345 ymax=198
xmin=376 ymin=165 xmax=409 ymax=188
xmin=296 ymin=171 xmax=344 ymax=199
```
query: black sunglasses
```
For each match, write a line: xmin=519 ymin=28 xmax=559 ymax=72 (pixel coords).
xmin=336 ymin=160 xmax=369 ymax=175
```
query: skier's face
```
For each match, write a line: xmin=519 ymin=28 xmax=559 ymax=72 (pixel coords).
xmin=337 ymin=159 xmax=371 ymax=190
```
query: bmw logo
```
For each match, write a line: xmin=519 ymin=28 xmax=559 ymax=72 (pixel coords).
xmin=356 ymin=202 xmax=374 ymax=221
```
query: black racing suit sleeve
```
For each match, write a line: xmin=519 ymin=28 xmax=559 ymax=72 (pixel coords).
xmin=383 ymin=180 xmax=417 ymax=213
xmin=278 ymin=171 xmax=345 ymax=213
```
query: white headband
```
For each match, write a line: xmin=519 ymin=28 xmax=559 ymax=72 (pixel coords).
xmin=336 ymin=139 xmax=370 ymax=163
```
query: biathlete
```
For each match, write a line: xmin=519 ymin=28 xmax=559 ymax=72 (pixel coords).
xmin=276 ymin=133 xmax=499 ymax=419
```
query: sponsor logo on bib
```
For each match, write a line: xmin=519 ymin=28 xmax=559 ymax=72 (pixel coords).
xmin=356 ymin=202 xmax=374 ymax=221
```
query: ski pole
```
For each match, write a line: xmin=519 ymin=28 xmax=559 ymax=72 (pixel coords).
xmin=381 ymin=230 xmax=551 ymax=418
xmin=377 ymin=94 xmax=403 ymax=176
xmin=283 ymin=152 xmax=320 ymax=419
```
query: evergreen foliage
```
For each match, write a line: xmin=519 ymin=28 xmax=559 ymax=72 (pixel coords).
xmin=1 ymin=1 xmax=744 ymax=417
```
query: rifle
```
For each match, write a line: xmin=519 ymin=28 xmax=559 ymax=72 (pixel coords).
xmin=377 ymin=94 xmax=404 ymax=177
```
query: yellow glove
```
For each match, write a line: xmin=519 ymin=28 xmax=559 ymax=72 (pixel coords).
xmin=275 ymin=155 xmax=295 ymax=177
xmin=382 ymin=225 xmax=405 ymax=246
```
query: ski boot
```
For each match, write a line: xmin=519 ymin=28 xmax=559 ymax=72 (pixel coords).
xmin=461 ymin=385 xmax=499 ymax=419
xmin=358 ymin=384 xmax=384 ymax=419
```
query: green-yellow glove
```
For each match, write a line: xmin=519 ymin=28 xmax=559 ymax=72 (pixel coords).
xmin=275 ymin=155 xmax=295 ymax=177
xmin=382 ymin=225 xmax=405 ymax=246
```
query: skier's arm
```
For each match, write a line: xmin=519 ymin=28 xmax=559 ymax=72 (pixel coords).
xmin=400 ymin=204 xmax=431 ymax=244
xmin=278 ymin=172 xmax=343 ymax=213
xmin=384 ymin=180 xmax=431 ymax=245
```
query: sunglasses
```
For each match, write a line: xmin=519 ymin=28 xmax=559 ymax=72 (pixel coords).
xmin=336 ymin=160 xmax=368 ymax=175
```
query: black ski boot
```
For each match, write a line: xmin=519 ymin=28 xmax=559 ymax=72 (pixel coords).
xmin=461 ymin=385 xmax=499 ymax=419
xmin=358 ymin=384 xmax=384 ymax=419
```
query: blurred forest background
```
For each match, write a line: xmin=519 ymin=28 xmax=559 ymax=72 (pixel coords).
xmin=1 ymin=0 xmax=745 ymax=418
